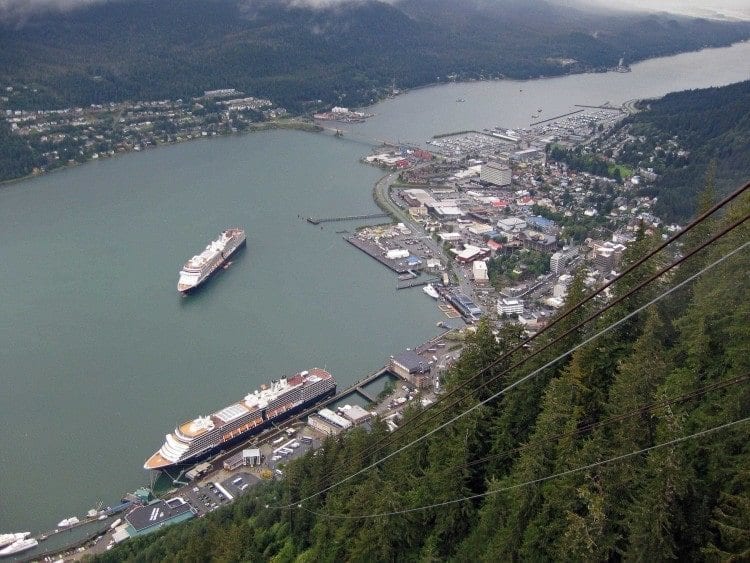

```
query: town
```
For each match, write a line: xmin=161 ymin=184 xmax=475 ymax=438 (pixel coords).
xmin=1 ymin=87 xmax=293 ymax=177
xmin=348 ymin=104 xmax=677 ymax=339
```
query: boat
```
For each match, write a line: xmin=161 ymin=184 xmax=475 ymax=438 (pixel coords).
xmin=423 ymin=284 xmax=439 ymax=299
xmin=57 ymin=516 xmax=79 ymax=527
xmin=0 ymin=538 xmax=38 ymax=557
xmin=0 ymin=533 xmax=30 ymax=549
xmin=144 ymin=368 xmax=337 ymax=470
xmin=177 ymin=228 xmax=246 ymax=293
xmin=110 ymin=519 xmax=122 ymax=530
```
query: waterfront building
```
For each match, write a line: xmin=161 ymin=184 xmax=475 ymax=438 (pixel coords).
xmin=340 ymin=405 xmax=372 ymax=425
xmin=307 ymin=415 xmax=343 ymax=436
xmin=123 ymin=498 xmax=195 ymax=539
xmin=390 ymin=350 xmax=432 ymax=388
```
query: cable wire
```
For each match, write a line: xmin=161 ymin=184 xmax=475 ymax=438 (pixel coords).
xmin=299 ymin=415 xmax=750 ymax=519
xmin=436 ymin=373 xmax=749 ymax=476
xmin=316 ymin=187 xmax=749 ymax=481
xmin=268 ymin=240 xmax=749 ymax=509
xmin=328 ymin=212 xmax=749 ymax=477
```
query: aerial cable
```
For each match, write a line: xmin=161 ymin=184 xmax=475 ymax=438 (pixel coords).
xmin=318 ymin=182 xmax=750 ymax=480
xmin=297 ymin=415 xmax=750 ymax=519
xmin=434 ymin=372 xmax=749 ymax=477
xmin=268 ymin=239 xmax=748 ymax=509
xmin=322 ymin=212 xmax=750 ymax=482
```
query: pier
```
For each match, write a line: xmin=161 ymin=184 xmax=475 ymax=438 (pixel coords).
xmin=306 ymin=213 xmax=389 ymax=225
xmin=574 ymin=104 xmax=625 ymax=112
xmin=343 ymin=235 xmax=410 ymax=274
xmin=396 ymin=277 xmax=440 ymax=290
xmin=529 ymin=109 xmax=584 ymax=126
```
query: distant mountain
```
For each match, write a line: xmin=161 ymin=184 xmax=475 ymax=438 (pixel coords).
xmin=1 ymin=0 xmax=749 ymax=110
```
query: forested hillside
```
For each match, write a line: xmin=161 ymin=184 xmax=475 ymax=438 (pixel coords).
xmin=1 ymin=0 xmax=749 ymax=111
xmin=619 ymin=80 xmax=750 ymax=222
xmin=97 ymin=189 xmax=750 ymax=561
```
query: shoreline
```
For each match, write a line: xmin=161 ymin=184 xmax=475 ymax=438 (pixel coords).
xmin=3 ymin=39 xmax=750 ymax=189
xmin=0 ymin=118 xmax=324 ymax=189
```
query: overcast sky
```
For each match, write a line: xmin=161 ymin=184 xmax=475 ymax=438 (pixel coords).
xmin=2 ymin=0 xmax=750 ymax=20
xmin=562 ymin=0 xmax=750 ymax=20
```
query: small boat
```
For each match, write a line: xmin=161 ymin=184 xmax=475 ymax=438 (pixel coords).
xmin=0 ymin=533 xmax=30 ymax=549
xmin=57 ymin=516 xmax=80 ymax=528
xmin=423 ymin=284 xmax=439 ymax=299
xmin=110 ymin=519 xmax=122 ymax=530
xmin=0 ymin=538 xmax=38 ymax=557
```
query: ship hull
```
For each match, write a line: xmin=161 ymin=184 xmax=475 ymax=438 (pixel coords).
xmin=178 ymin=237 xmax=246 ymax=294
xmin=145 ymin=385 xmax=336 ymax=471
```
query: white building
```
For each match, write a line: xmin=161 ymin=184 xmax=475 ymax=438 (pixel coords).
xmin=480 ymin=160 xmax=512 ymax=187
xmin=497 ymin=217 xmax=527 ymax=233
xmin=497 ymin=298 xmax=524 ymax=315
xmin=472 ymin=260 xmax=489 ymax=283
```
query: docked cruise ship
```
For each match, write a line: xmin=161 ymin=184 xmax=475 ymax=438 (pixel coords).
xmin=177 ymin=228 xmax=246 ymax=293
xmin=144 ymin=368 xmax=336 ymax=470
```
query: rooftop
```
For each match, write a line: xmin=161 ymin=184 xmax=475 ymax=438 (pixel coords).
xmin=125 ymin=498 xmax=194 ymax=533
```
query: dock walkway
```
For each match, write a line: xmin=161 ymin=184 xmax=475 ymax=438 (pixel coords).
xmin=307 ymin=213 xmax=389 ymax=225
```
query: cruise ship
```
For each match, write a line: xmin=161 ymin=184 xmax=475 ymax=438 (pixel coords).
xmin=144 ymin=368 xmax=336 ymax=470
xmin=0 ymin=533 xmax=30 ymax=549
xmin=177 ymin=228 xmax=246 ymax=293
xmin=0 ymin=538 xmax=38 ymax=557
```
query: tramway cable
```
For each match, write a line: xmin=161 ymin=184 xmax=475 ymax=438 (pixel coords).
xmin=267 ymin=239 xmax=748 ymax=509
xmin=297 ymin=416 xmax=750 ymax=519
xmin=424 ymin=373 xmax=749 ymax=477
xmin=320 ymin=211 xmax=750 ymax=484
xmin=315 ymin=181 xmax=749 ymax=482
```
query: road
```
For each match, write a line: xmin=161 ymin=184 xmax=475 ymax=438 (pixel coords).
xmin=372 ymin=169 xmax=477 ymax=302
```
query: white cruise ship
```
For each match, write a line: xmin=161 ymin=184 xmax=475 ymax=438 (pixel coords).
xmin=0 ymin=533 xmax=30 ymax=549
xmin=0 ymin=538 xmax=38 ymax=557
xmin=177 ymin=228 xmax=246 ymax=293
xmin=144 ymin=368 xmax=336 ymax=470
xmin=423 ymin=284 xmax=439 ymax=299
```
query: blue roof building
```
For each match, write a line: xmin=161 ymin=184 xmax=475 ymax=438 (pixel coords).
xmin=526 ymin=215 xmax=557 ymax=234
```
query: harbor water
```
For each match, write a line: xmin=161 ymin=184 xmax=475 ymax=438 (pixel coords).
xmin=1 ymin=40 xmax=749 ymax=535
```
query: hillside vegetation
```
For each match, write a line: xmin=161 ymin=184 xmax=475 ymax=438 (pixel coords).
xmin=618 ymin=80 xmax=750 ymax=221
xmin=1 ymin=0 xmax=749 ymax=111
xmin=97 ymin=190 xmax=750 ymax=561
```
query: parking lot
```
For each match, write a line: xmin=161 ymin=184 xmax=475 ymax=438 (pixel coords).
xmin=182 ymin=472 xmax=257 ymax=515
xmin=264 ymin=432 xmax=322 ymax=475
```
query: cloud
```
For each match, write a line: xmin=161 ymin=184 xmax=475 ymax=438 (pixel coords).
xmin=0 ymin=0 xmax=109 ymax=20
xmin=554 ymin=0 xmax=750 ymax=21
